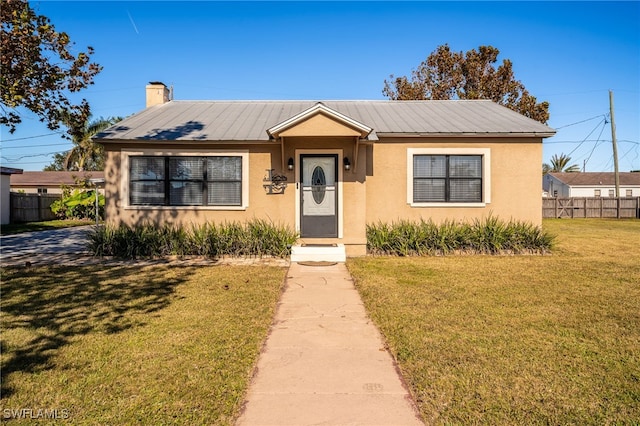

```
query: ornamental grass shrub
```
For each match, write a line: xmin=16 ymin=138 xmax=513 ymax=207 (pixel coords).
xmin=366 ymin=216 xmax=554 ymax=256
xmin=88 ymin=219 xmax=298 ymax=259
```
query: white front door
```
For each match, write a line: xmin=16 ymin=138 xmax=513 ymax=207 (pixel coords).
xmin=300 ymin=154 xmax=338 ymax=238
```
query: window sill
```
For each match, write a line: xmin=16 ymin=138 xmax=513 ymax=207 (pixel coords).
xmin=125 ymin=205 xmax=247 ymax=211
xmin=409 ymin=202 xmax=487 ymax=208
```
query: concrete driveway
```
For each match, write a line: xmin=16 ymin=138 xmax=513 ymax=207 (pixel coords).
xmin=0 ymin=225 xmax=95 ymax=266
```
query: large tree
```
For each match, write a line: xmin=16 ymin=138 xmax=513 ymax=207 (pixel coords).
xmin=383 ymin=45 xmax=550 ymax=123
xmin=1 ymin=0 xmax=101 ymax=137
xmin=44 ymin=115 xmax=122 ymax=171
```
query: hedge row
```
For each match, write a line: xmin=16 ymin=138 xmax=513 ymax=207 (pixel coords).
xmin=88 ymin=219 xmax=298 ymax=259
xmin=88 ymin=216 xmax=554 ymax=259
xmin=367 ymin=216 xmax=555 ymax=256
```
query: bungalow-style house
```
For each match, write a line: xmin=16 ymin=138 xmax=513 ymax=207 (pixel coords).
xmin=544 ymin=172 xmax=640 ymax=198
xmin=94 ymin=82 xmax=555 ymax=259
xmin=1 ymin=166 xmax=23 ymax=225
xmin=10 ymin=171 xmax=105 ymax=194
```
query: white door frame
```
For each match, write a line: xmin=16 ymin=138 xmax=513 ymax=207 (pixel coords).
xmin=295 ymin=149 xmax=344 ymax=238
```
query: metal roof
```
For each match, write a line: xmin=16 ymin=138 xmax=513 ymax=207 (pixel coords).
xmin=96 ymin=100 xmax=555 ymax=142
xmin=548 ymin=172 xmax=640 ymax=186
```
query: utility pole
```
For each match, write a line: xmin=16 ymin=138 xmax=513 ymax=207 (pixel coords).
xmin=609 ymin=90 xmax=620 ymax=198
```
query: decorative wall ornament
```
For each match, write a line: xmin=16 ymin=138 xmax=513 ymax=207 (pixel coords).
xmin=263 ymin=169 xmax=288 ymax=194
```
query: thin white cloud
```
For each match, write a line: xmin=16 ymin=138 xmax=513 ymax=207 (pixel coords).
xmin=127 ymin=10 xmax=139 ymax=35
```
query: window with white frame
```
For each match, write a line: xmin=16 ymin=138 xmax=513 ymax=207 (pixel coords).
xmin=609 ymin=189 xmax=615 ymax=197
xmin=626 ymin=189 xmax=633 ymax=197
xmin=407 ymin=148 xmax=490 ymax=206
xmin=129 ymin=156 xmax=242 ymax=206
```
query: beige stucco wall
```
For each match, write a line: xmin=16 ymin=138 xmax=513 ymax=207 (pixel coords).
xmin=105 ymin=143 xmax=290 ymax=226
xmin=103 ymin=135 xmax=543 ymax=257
xmin=103 ymin=137 xmax=368 ymax=255
xmin=279 ymin=114 xmax=362 ymax=138
xmin=366 ymin=137 xmax=543 ymax=226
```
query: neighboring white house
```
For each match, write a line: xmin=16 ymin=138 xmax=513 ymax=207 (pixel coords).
xmin=1 ymin=166 xmax=23 ymax=225
xmin=544 ymin=172 xmax=640 ymax=197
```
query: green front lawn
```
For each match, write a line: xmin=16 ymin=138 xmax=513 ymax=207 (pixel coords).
xmin=2 ymin=218 xmax=638 ymax=424
xmin=348 ymin=219 xmax=640 ymax=424
xmin=0 ymin=264 xmax=286 ymax=424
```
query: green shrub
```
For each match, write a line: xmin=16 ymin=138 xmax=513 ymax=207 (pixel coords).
xmin=88 ymin=220 xmax=298 ymax=259
xmin=51 ymin=188 xmax=104 ymax=220
xmin=367 ymin=216 xmax=554 ymax=256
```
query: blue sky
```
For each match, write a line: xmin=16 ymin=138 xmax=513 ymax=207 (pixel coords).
xmin=2 ymin=1 xmax=639 ymax=172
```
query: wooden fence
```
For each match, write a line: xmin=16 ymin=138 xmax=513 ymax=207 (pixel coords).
xmin=10 ymin=193 xmax=60 ymax=223
xmin=542 ymin=197 xmax=640 ymax=219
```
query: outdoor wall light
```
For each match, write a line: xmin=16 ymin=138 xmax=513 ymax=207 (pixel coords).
xmin=343 ymin=157 xmax=351 ymax=171
xmin=287 ymin=157 xmax=294 ymax=170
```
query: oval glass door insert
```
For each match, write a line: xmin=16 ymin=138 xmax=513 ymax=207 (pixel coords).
xmin=311 ymin=166 xmax=326 ymax=204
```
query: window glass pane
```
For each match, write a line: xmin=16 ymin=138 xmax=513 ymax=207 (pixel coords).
xmin=170 ymin=157 xmax=203 ymax=180
xmin=450 ymin=179 xmax=482 ymax=202
xmin=131 ymin=182 xmax=165 ymax=205
xmin=131 ymin=157 xmax=164 ymax=180
xmin=208 ymin=157 xmax=241 ymax=180
xmin=414 ymin=179 xmax=445 ymax=202
xmin=414 ymin=155 xmax=446 ymax=178
xmin=208 ymin=182 xmax=241 ymax=205
xmin=169 ymin=181 xmax=203 ymax=205
xmin=450 ymin=156 xmax=481 ymax=178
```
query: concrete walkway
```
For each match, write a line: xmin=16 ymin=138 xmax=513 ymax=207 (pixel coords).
xmin=237 ymin=262 xmax=423 ymax=426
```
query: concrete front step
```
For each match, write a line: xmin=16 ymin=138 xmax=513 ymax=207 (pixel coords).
xmin=291 ymin=244 xmax=346 ymax=262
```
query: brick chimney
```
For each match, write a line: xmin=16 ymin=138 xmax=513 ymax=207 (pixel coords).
xmin=145 ymin=81 xmax=170 ymax=107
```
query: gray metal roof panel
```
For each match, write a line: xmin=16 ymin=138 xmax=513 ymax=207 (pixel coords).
xmin=95 ymin=100 xmax=555 ymax=142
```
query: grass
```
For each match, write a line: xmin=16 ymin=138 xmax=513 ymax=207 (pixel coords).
xmin=0 ymin=219 xmax=93 ymax=236
xmin=0 ymin=264 xmax=286 ymax=424
xmin=348 ymin=219 xmax=640 ymax=424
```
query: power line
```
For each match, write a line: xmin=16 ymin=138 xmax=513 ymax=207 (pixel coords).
xmin=0 ymin=159 xmax=56 ymax=165
xmin=1 ymin=150 xmax=67 ymax=161
xmin=1 ymin=142 xmax=71 ymax=150
xmin=619 ymin=142 xmax=640 ymax=164
xmin=582 ymin=121 xmax=608 ymax=170
xmin=1 ymin=131 xmax=65 ymax=143
xmin=554 ymin=114 xmax=607 ymax=130
xmin=566 ymin=118 xmax=607 ymax=158
xmin=545 ymin=139 xmax=639 ymax=145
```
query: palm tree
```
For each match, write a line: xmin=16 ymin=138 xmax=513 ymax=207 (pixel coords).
xmin=543 ymin=153 xmax=580 ymax=174
xmin=62 ymin=116 xmax=122 ymax=171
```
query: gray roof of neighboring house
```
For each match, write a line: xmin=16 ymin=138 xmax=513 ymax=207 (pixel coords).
xmin=95 ymin=100 xmax=555 ymax=142
xmin=1 ymin=167 xmax=23 ymax=175
xmin=548 ymin=172 xmax=640 ymax=186
xmin=11 ymin=171 xmax=104 ymax=187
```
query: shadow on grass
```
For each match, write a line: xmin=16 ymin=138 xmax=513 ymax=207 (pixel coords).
xmin=0 ymin=265 xmax=187 ymax=398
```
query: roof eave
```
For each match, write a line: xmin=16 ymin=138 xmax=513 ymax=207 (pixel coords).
xmin=1 ymin=167 xmax=23 ymax=175
xmin=375 ymin=132 xmax=556 ymax=138
xmin=95 ymin=138 xmax=273 ymax=144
